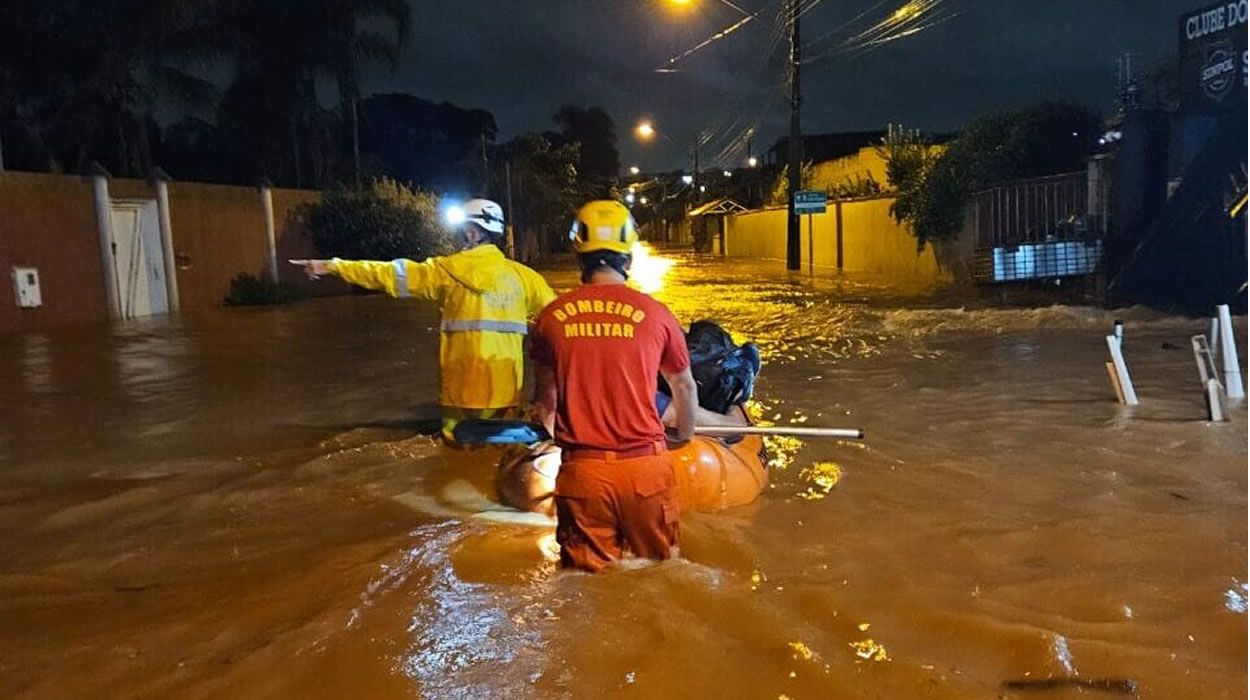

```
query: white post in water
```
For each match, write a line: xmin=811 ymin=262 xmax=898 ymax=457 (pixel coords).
xmin=89 ymin=165 xmax=122 ymax=320
xmin=1106 ymin=334 xmax=1139 ymax=405
xmin=259 ymin=181 xmax=278 ymax=284
xmin=1217 ymin=304 xmax=1244 ymax=399
xmin=1191 ymin=334 xmax=1228 ymax=421
xmin=150 ymin=168 xmax=180 ymax=313
xmin=1210 ymin=317 xmax=1221 ymax=364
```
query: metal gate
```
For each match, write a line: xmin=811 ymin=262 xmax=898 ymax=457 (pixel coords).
xmin=971 ymin=170 xmax=1106 ymax=283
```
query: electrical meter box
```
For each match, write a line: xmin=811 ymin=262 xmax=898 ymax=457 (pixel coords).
xmin=12 ymin=267 xmax=42 ymax=308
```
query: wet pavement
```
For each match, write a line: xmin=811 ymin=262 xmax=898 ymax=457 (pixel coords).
xmin=0 ymin=249 xmax=1245 ymax=699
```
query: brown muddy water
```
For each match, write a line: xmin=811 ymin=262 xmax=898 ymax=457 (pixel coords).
xmin=0 ymin=250 xmax=1246 ymax=699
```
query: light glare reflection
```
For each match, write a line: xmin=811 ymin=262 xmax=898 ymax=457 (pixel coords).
xmin=629 ymin=241 xmax=675 ymax=294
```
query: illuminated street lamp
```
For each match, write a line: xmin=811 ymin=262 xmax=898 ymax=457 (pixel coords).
xmin=748 ymin=156 xmax=759 ymax=168
xmin=625 ymin=192 xmax=637 ymax=205
xmin=640 ymin=196 xmax=649 ymax=205
xmin=629 ymin=165 xmax=641 ymax=175
xmin=637 ymin=119 xmax=705 ymax=203
xmin=722 ymin=170 xmax=732 ymax=177
xmin=657 ymin=0 xmax=795 ymax=264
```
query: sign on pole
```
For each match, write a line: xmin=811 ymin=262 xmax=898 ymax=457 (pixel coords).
xmin=794 ymin=189 xmax=827 ymax=215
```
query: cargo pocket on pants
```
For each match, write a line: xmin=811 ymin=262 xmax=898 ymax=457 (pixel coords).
xmin=633 ymin=467 xmax=674 ymax=499
xmin=633 ymin=467 xmax=679 ymax=552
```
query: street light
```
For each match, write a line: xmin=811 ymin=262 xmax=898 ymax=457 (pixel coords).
xmin=640 ymin=196 xmax=649 ymax=205
xmin=625 ymin=192 xmax=636 ymax=205
xmin=635 ymin=121 xmax=656 ymax=140
xmin=681 ymin=174 xmax=694 ymax=185
xmin=629 ymin=165 xmax=641 ymax=175
xmin=657 ymin=0 xmax=795 ymax=263
xmin=748 ymin=156 xmax=758 ymax=168
xmin=722 ymin=170 xmax=732 ymax=177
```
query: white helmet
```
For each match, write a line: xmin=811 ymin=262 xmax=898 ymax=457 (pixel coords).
xmin=463 ymin=199 xmax=505 ymax=235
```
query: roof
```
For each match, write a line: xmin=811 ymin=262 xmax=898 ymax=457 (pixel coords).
xmin=688 ymin=198 xmax=749 ymax=216
xmin=767 ymin=129 xmax=956 ymax=164
xmin=769 ymin=130 xmax=886 ymax=163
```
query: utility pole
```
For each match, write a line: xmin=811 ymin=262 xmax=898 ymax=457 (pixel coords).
xmin=692 ymin=137 xmax=700 ymax=204
xmin=480 ymin=133 xmax=490 ymax=196
xmin=504 ymin=160 xmax=516 ymax=258
xmin=746 ymin=133 xmax=753 ymax=205
xmin=350 ymin=97 xmax=361 ymax=189
xmin=785 ymin=0 xmax=802 ymax=270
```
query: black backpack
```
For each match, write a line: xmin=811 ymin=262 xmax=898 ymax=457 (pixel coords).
xmin=662 ymin=320 xmax=762 ymax=414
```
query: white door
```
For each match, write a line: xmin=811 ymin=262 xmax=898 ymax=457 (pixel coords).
xmin=109 ymin=201 xmax=169 ymax=320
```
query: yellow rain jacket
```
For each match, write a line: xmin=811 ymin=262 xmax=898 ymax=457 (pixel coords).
xmin=329 ymin=245 xmax=555 ymax=409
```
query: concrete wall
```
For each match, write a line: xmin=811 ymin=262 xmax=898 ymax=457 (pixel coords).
xmin=0 ymin=171 xmax=325 ymax=333
xmin=0 ymin=172 xmax=110 ymax=332
xmin=724 ymin=197 xmax=950 ymax=287
xmin=809 ymin=146 xmax=889 ymax=191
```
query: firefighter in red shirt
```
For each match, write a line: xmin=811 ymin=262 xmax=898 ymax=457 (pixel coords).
xmin=531 ymin=200 xmax=698 ymax=572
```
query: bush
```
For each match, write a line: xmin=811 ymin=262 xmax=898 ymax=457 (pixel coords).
xmin=224 ymin=273 xmax=302 ymax=306
xmin=880 ymin=103 xmax=1102 ymax=248
xmin=302 ymin=177 xmax=451 ymax=261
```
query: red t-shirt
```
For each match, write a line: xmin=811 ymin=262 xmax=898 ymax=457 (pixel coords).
xmin=531 ymin=282 xmax=690 ymax=451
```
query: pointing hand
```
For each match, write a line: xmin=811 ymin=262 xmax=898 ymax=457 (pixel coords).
xmin=289 ymin=259 xmax=331 ymax=280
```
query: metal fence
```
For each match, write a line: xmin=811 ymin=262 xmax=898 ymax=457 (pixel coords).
xmin=972 ymin=171 xmax=1098 ymax=248
xmin=971 ymin=170 xmax=1107 ymax=284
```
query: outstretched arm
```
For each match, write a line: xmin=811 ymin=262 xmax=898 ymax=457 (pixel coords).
xmin=289 ymin=258 xmax=442 ymax=300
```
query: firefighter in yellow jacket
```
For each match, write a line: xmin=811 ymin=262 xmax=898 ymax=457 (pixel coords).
xmin=291 ymin=199 xmax=556 ymax=440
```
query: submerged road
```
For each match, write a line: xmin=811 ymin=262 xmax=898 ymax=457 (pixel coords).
xmin=0 ymin=250 xmax=1245 ymax=699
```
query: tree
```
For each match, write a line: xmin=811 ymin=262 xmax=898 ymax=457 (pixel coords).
xmin=881 ymin=102 xmax=1102 ymax=248
xmin=497 ymin=132 xmax=585 ymax=256
xmin=767 ymin=161 xmax=817 ymax=206
xmin=302 ymin=177 xmax=449 ymax=261
xmin=551 ymin=106 xmax=620 ymax=183
xmin=358 ymin=94 xmax=497 ymax=193
xmin=0 ymin=0 xmax=216 ymax=176
xmin=188 ymin=0 xmax=410 ymax=187
xmin=875 ymin=123 xmax=942 ymax=231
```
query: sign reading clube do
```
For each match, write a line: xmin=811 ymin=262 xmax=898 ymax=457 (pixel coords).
xmin=1179 ymin=0 xmax=1248 ymax=112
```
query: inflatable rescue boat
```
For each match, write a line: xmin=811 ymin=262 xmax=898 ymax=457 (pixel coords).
xmin=497 ymin=319 xmax=767 ymax=515
xmin=496 ymin=431 xmax=768 ymax=516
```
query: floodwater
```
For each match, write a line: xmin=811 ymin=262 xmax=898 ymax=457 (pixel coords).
xmin=1 ymin=249 xmax=1246 ymax=699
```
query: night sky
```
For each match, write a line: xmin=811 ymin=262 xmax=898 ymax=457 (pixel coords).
xmin=360 ymin=0 xmax=1206 ymax=171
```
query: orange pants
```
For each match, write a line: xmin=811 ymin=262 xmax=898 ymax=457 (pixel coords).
xmin=554 ymin=450 xmax=680 ymax=572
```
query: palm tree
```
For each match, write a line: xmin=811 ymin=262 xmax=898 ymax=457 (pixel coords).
xmin=208 ymin=0 xmax=409 ymax=188
xmin=1 ymin=0 xmax=217 ymax=176
xmin=320 ymin=0 xmax=411 ymax=188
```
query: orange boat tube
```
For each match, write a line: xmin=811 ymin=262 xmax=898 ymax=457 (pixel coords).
xmin=496 ymin=434 xmax=768 ymax=517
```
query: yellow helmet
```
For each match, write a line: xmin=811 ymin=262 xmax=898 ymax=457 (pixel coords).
xmin=569 ymin=200 xmax=638 ymax=255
